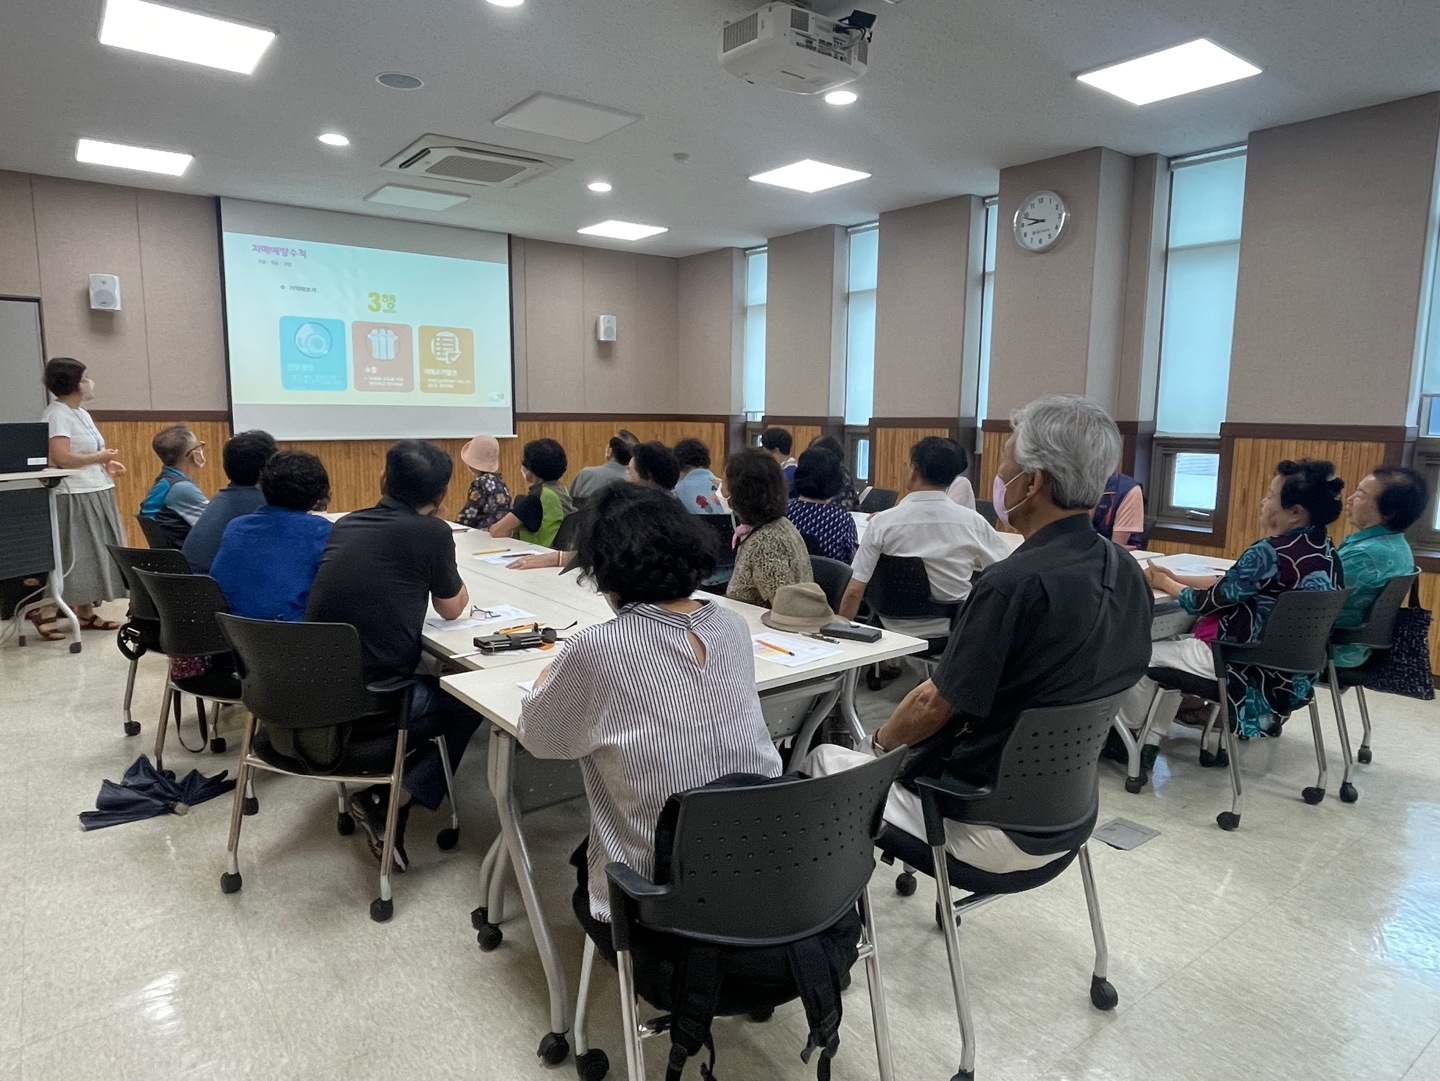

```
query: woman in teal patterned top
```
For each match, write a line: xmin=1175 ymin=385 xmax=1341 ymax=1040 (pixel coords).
xmin=1332 ymin=467 xmax=1427 ymax=668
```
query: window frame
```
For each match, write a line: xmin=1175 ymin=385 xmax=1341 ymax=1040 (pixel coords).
xmin=742 ymin=246 xmax=768 ymax=416
xmin=1152 ymin=435 xmax=1222 ymax=524
xmin=844 ymin=425 xmax=872 ymax=486
xmin=1410 ymin=439 xmax=1440 ymax=551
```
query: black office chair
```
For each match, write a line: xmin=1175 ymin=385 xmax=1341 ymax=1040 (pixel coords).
xmin=105 ymin=544 xmax=189 ymax=737
xmin=135 ymin=514 xmax=177 ymax=550
xmin=973 ymin=499 xmax=998 ymax=527
xmin=1144 ymin=588 xmax=1353 ymax=829
xmin=877 ymin=694 xmax=1126 ymax=1081
xmin=809 ymin=555 xmax=853 ymax=611
xmin=135 ymin=568 xmax=244 ymax=770
xmin=1323 ymin=572 xmax=1417 ymax=766
xmin=552 ymin=512 xmax=581 ymax=552
xmin=215 ymin=614 xmax=460 ymax=922
xmin=695 ymin=513 xmax=738 ymax=591
xmin=584 ymin=750 xmax=907 ymax=1081
xmin=1133 ymin=514 xmax=1158 ymax=549
xmin=857 ymin=487 xmax=898 ymax=513
xmin=800 ymin=531 xmax=826 ymax=557
xmin=862 ymin=554 xmax=957 ymax=689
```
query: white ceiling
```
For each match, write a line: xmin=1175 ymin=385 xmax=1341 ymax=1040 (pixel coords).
xmin=1 ymin=0 xmax=1438 ymax=257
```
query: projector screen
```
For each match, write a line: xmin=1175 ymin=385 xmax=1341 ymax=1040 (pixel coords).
xmin=219 ymin=198 xmax=513 ymax=440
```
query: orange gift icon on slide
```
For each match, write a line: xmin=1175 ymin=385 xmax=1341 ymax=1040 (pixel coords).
xmin=419 ymin=326 xmax=475 ymax=394
xmin=352 ymin=322 xmax=414 ymax=391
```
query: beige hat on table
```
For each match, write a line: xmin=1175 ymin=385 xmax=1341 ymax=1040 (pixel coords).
xmin=761 ymin=582 xmax=835 ymax=632
xmin=461 ymin=434 xmax=501 ymax=473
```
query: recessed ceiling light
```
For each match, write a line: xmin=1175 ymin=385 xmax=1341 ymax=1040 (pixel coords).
xmin=749 ymin=159 xmax=871 ymax=194
xmin=1076 ymin=38 xmax=1261 ymax=105
xmin=318 ymin=132 xmax=350 ymax=147
xmin=486 ymin=0 xmax=525 ymax=7
xmin=587 ymin=181 xmax=612 ymax=193
xmin=577 ymin=220 xmax=668 ymax=242
xmin=823 ymin=89 xmax=858 ymax=105
xmin=99 ymin=0 xmax=275 ymax=75
xmin=376 ymin=72 xmax=423 ymax=89
xmin=76 ymin=137 xmax=193 ymax=176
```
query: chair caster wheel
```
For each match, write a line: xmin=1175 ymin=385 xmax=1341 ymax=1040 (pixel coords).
xmin=1216 ymin=811 xmax=1241 ymax=831
xmin=477 ymin=923 xmax=503 ymax=952
xmin=1090 ymin=974 xmax=1119 ymax=1010
xmin=70 ymin=641 xmax=82 ymax=654
xmin=1339 ymin=782 xmax=1358 ymax=803
xmin=1302 ymin=786 xmax=1325 ymax=805
xmin=747 ymin=1006 xmax=774 ymax=1022
xmin=950 ymin=1071 xmax=975 ymax=1081
xmin=1200 ymin=747 xmax=1230 ymax=768
xmin=123 ymin=720 xmax=141 ymax=737
xmin=538 ymin=1032 xmax=569 ymax=1066
xmin=1139 ymin=744 xmax=1159 ymax=772
xmin=865 ymin=672 xmax=884 ymax=692
xmin=1124 ymin=775 xmax=1146 ymax=794
xmin=370 ymin=897 xmax=394 ymax=923
xmin=1358 ymin=747 xmax=1372 ymax=764
xmin=895 ymin=871 xmax=917 ymax=896
xmin=576 ymin=1048 xmax=609 ymax=1081
xmin=210 ymin=737 xmax=226 ymax=754
xmin=242 ymin=795 xmax=259 ymax=816
xmin=220 ymin=871 xmax=242 ymax=894
xmin=436 ymin=827 xmax=459 ymax=850
xmin=1214 ymin=747 xmax=1229 ymax=767
xmin=337 ymin=812 xmax=356 ymax=835
xmin=471 ymin=905 xmax=487 ymax=931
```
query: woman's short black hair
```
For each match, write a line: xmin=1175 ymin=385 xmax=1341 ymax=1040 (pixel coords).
xmin=673 ymin=438 xmax=711 ymax=471
xmin=793 ymin=447 xmax=844 ymax=500
xmin=571 ymin=484 xmax=716 ymax=606
xmin=1275 ymin=458 xmax=1344 ymax=528
xmin=261 ymin=450 xmax=331 ymax=511
xmin=523 ymin=438 xmax=568 ymax=482
xmin=223 ymin=429 xmax=278 ymax=486
xmin=608 ymin=434 xmax=635 ymax=467
xmin=760 ymin=427 xmax=793 ymax=455
xmin=808 ymin=434 xmax=846 ymax=461
xmin=631 ymin=441 xmax=680 ymax=491
xmin=43 ymin=357 xmax=86 ymax=397
xmin=910 ymin=436 xmax=967 ymax=487
xmin=724 ymin=447 xmax=788 ymax=526
xmin=1371 ymin=466 xmax=1430 ymax=532
xmin=385 ymin=440 xmax=453 ymax=508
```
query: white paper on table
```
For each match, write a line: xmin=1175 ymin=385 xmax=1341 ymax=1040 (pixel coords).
xmin=1166 ymin=562 xmax=1224 ymax=577
xmin=448 ymin=521 xmax=470 ymax=533
xmin=476 ymin=550 xmax=542 ymax=565
xmin=517 ymin=680 xmax=536 ymax=693
xmin=752 ymin=633 xmax=843 ymax=668
xmin=468 ymin=604 xmax=536 ymax=626
xmin=424 ymin=616 xmax=487 ymax=630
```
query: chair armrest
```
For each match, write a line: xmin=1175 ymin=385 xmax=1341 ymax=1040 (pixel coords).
xmin=605 ymin=862 xmax=670 ymax=953
xmin=914 ymin=774 xmax=994 ymax=845
xmin=364 ymin=676 xmax=418 ymax=695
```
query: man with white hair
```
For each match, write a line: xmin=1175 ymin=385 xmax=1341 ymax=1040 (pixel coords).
xmin=806 ymin=395 xmax=1153 ymax=872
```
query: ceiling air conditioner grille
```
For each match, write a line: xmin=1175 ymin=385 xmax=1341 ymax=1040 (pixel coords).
xmin=790 ymin=7 xmax=809 ymax=30
xmin=723 ymin=12 xmax=760 ymax=52
xmin=422 ymin=154 xmax=530 ymax=184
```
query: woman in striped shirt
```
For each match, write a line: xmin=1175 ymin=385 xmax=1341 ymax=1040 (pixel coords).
xmin=517 ymin=484 xmax=782 ymax=928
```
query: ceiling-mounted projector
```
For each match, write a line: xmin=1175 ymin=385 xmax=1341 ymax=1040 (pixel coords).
xmin=720 ymin=3 xmax=872 ymax=95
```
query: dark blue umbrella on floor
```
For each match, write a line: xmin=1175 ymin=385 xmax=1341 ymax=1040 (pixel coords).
xmin=80 ymin=755 xmax=236 ymax=831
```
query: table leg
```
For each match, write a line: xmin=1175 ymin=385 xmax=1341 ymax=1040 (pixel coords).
xmin=46 ymin=485 xmax=80 ymax=653
xmin=840 ymin=667 xmax=867 ymax=744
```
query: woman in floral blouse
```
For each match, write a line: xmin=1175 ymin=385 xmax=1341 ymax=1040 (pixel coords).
xmin=456 ymin=434 xmax=512 ymax=530
xmin=1120 ymin=458 xmax=1343 ymax=741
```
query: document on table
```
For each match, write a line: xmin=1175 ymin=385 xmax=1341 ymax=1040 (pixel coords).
xmin=752 ymin=633 xmax=843 ymax=668
xmin=447 ymin=521 xmax=470 ymax=533
xmin=424 ymin=604 xmax=536 ymax=631
xmin=517 ymin=679 xmax=536 ymax=693
xmin=1165 ymin=562 xmax=1224 ymax=577
xmin=475 ymin=550 xmax=543 ymax=565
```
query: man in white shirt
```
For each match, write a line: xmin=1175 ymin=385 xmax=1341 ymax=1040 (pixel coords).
xmin=840 ymin=436 xmax=1011 ymax=637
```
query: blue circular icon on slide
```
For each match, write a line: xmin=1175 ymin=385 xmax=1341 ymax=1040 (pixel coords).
xmin=294 ymin=321 xmax=333 ymax=358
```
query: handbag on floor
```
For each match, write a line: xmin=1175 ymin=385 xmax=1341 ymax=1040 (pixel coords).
xmin=1364 ymin=580 xmax=1434 ymax=701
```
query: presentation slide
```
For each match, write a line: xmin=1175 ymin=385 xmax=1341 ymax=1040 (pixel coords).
xmin=220 ymin=199 xmax=513 ymax=440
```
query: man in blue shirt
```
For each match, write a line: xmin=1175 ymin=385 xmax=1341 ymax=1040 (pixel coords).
xmin=1333 ymin=466 xmax=1427 ymax=667
xmin=139 ymin=423 xmax=210 ymax=548
xmin=211 ymin=451 xmax=333 ymax=621
xmin=182 ymin=429 xmax=276 ymax=573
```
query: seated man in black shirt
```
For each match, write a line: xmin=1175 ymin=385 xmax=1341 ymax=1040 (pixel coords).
xmin=807 ymin=395 xmax=1153 ymax=872
xmin=306 ymin=440 xmax=482 ymax=871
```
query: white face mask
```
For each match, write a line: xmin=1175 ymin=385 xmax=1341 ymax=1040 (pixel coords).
xmin=79 ymin=377 xmax=96 ymax=402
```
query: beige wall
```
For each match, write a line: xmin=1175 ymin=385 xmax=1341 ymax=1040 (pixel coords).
xmin=1227 ymin=93 xmax=1440 ymax=427
xmin=677 ymin=247 xmax=744 ymax=416
xmin=764 ymin=225 xmax=847 ymax=418
xmin=872 ymin=195 xmax=985 ymax=419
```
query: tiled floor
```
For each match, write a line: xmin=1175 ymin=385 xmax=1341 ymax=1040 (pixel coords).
xmin=4 ymin=605 xmax=1440 ymax=1080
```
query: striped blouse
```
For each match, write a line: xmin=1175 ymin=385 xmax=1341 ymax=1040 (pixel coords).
xmin=517 ymin=600 xmax=783 ymax=920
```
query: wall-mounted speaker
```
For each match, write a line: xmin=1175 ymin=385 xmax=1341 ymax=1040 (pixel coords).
xmin=89 ymin=274 xmax=121 ymax=311
xmin=596 ymin=314 xmax=617 ymax=342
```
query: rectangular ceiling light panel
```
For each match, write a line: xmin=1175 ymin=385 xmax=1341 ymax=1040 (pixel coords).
xmin=1076 ymin=38 xmax=1260 ymax=105
xmin=494 ymin=94 xmax=641 ymax=143
xmin=99 ymin=0 xmax=277 ymax=74
xmin=748 ymin=158 xmax=871 ymax=193
xmin=76 ymin=137 xmax=193 ymax=176
xmin=364 ymin=185 xmax=471 ymax=211
xmin=577 ymin=220 xmax=668 ymax=241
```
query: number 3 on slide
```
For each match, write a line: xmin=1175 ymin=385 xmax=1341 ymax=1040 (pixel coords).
xmin=366 ymin=292 xmax=397 ymax=314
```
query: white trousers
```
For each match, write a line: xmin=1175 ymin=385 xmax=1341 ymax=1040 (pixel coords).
xmin=1116 ymin=636 xmax=1218 ymax=744
xmin=802 ymin=744 xmax=1064 ymax=874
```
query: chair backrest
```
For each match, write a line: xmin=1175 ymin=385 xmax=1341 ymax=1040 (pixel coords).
xmin=615 ymin=750 xmax=905 ymax=947
xmin=808 ymin=555 xmax=853 ymax=611
xmin=695 ymin=513 xmax=738 ymax=570
xmin=1215 ymin=588 xmax=1353 ymax=674
xmin=105 ymin=544 xmax=189 ymax=622
xmin=864 ymin=554 xmax=956 ymax=622
xmin=1135 ymin=514 xmax=1158 ymax=548
xmin=857 ymin=487 xmax=897 ymax=513
xmin=926 ymin=693 xmax=1126 ymax=836
xmin=1332 ymin=572 xmax=1417 ymax=651
xmin=973 ymin=499 xmax=998 ymax=527
xmin=552 ymin=512 xmax=581 ymax=552
xmin=134 ymin=569 xmax=233 ymax=658
xmin=134 ymin=514 xmax=177 ymax=550
xmin=799 ymin=531 xmax=825 ymax=557
xmin=216 ymin=614 xmax=384 ymax=729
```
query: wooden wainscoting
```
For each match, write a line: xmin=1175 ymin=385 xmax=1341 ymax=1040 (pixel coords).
xmin=871 ymin=424 xmax=953 ymax=495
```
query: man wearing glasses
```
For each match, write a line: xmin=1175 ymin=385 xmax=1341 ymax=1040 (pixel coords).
xmin=139 ymin=423 xmax=211 ymax=548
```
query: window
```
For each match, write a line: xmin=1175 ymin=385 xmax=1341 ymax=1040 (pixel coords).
xmin=1152 ymin=147 xmax=1247 ymax=522
xmin=844 ymin=224 xmax=879 ymax=427
xmin=976 ymin=197 xmax=998 ymax=425
xmin=742 ymin=247 xmax=767 ymax=416
xmin=1411 ymin=218 xmax=1440 ymax=546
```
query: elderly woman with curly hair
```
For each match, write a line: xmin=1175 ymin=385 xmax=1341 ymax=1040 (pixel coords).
xmin=724 ymin=447 xmax=813 ymax=607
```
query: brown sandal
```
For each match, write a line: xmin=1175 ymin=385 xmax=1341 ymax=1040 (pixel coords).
xmin=24 ymin=610 xmax=65 ymax=641
xmin=79 ymin=614 xmax=122 ymax=632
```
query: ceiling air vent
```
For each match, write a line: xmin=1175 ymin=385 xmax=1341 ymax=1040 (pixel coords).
xmin=381 ymin=135 xmax=571 ymax=189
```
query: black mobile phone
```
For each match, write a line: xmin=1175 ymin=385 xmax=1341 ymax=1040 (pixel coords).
xmin=819 ymin=620 xmax=881 ymax=643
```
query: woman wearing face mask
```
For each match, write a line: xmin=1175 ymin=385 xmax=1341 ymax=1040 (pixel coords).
xmin=1118 ymin=458 xmax=1343 ymax=745
xmin=33 ymin=357 xmax=129 ymax=637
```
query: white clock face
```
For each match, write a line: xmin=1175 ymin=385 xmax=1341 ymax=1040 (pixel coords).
xmin=1013 ymin=190 xmax=1069 ymax=252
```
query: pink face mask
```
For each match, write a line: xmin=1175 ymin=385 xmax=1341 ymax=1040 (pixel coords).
xmin=992 ymin=470 xmax=1031 ymax=527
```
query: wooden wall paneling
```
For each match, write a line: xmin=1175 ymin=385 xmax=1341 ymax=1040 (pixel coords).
xmin=1419 ymin=573 xmax=1440 ymax=673
xmin=871 ymin=426 xmax=950 ymax=494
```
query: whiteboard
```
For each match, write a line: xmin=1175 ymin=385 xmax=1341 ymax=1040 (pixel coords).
xmin=0 ymin=299 xmax=46 ymax=424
